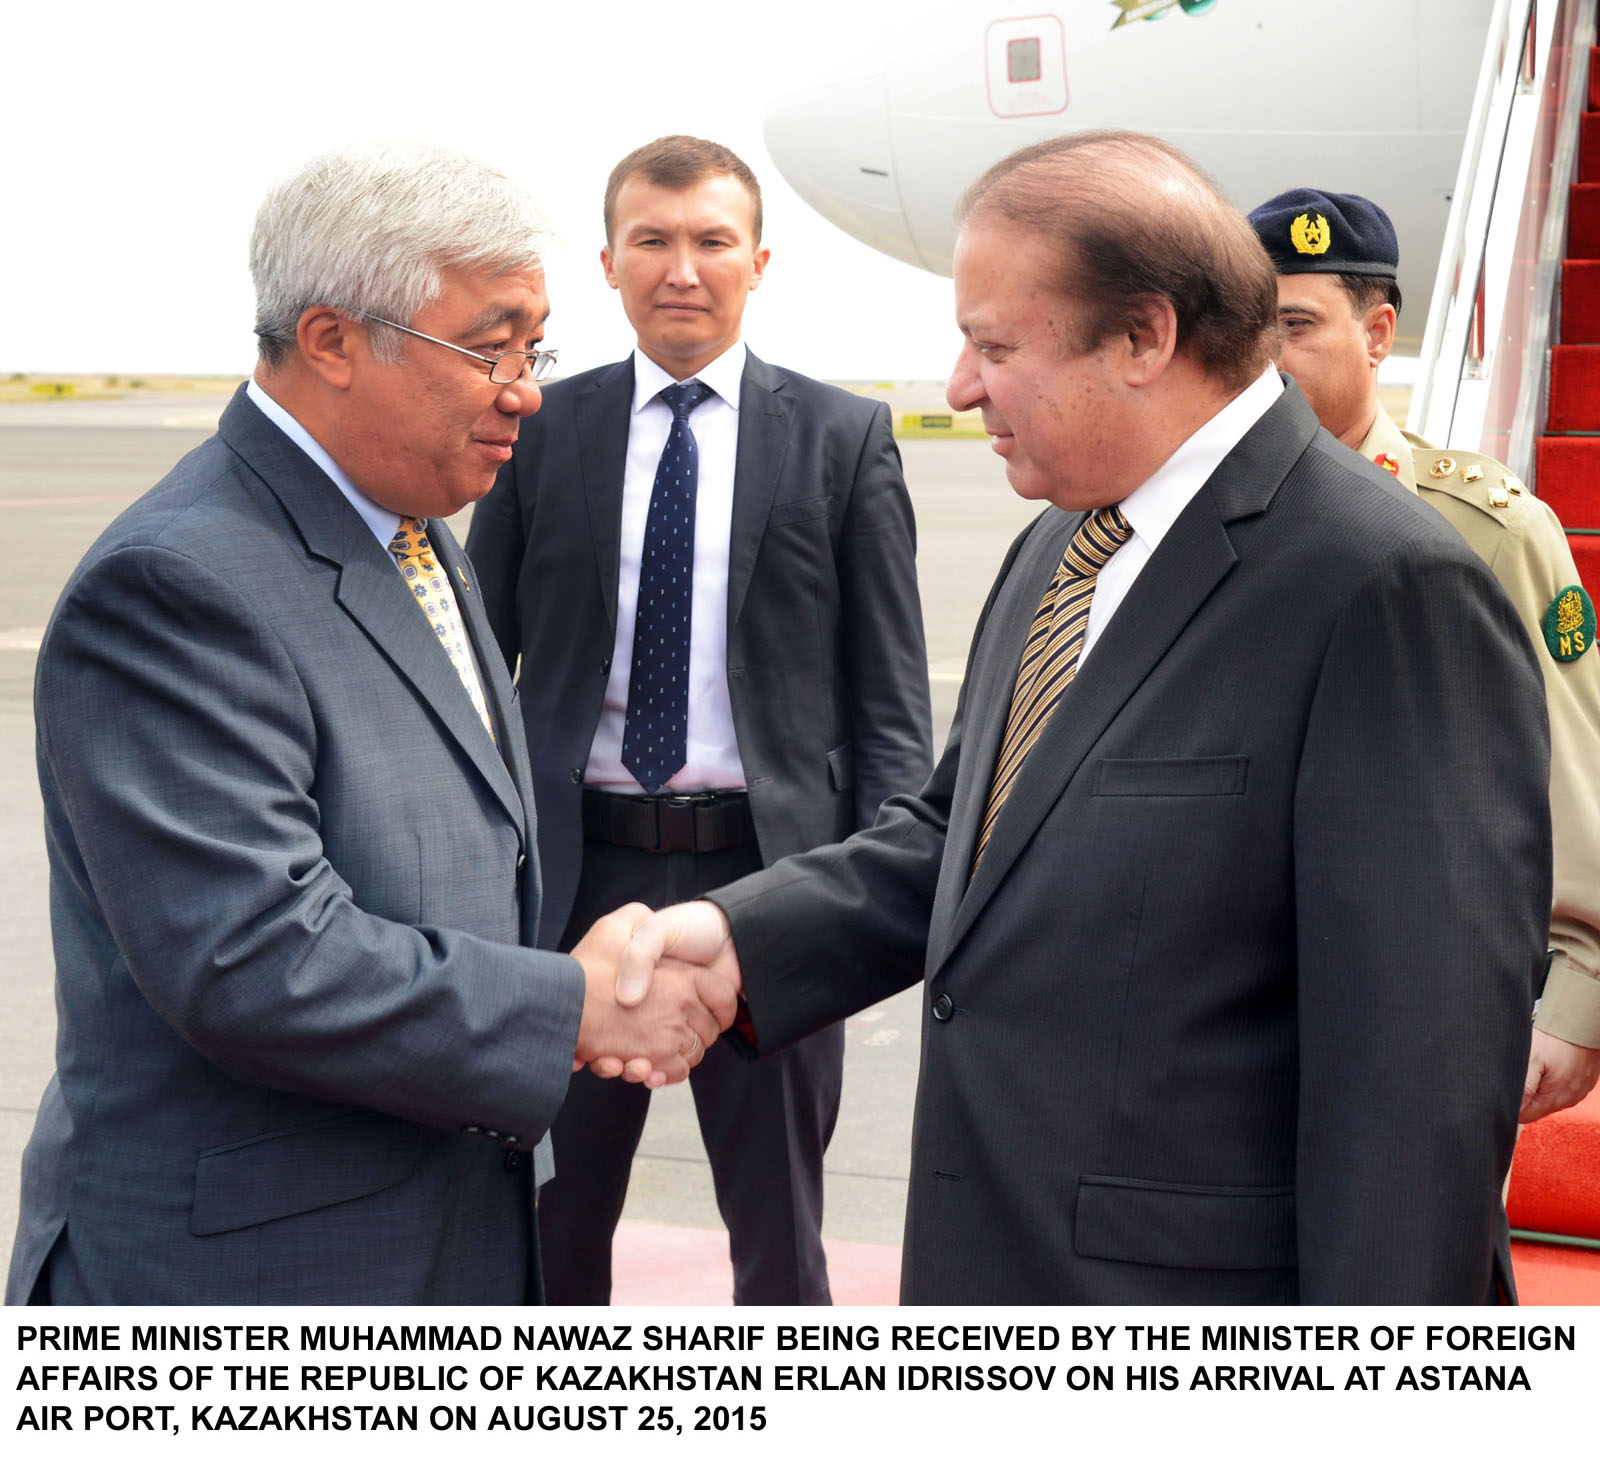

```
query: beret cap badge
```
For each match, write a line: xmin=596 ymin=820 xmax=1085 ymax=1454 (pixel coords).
xmin=1290 ymin=212 xmax=1331 ymax=255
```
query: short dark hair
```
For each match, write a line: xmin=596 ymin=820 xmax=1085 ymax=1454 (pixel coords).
xmin=603 ymin=135 xmax=762 ymax=245
xmin=1337 ymin=272 xmax=1403 ymax=318
xmin=957 ymin=131 xmax=1281 ymax=390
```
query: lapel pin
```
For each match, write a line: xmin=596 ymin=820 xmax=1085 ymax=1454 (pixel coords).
xmin=457 ymin=566 xmax=471 ymax=591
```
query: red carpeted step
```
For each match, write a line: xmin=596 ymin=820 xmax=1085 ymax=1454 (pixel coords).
xmin=1547 ymin=345 xmax=1600 ymax=429
xmin=1584 ymin=112 xmax=1600 ymax=182
xmin=1570 ymin=183 xmax=1600 ymax=257
xmin=1561 ymin=261 xmax=1600 ymax=341
xmin=1508 ymin=1085 xmax=1600 ymax=1240
xmin=1536 ymin=437 xmax=1600 ymax=526
xmin=1569 ymin=534 xmax=1600 ymax=590
xmin=1510 ymin=1240 xmax=1600 ymax=1304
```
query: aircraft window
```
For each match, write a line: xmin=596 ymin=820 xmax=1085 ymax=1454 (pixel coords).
xmin=1008 ymin=38 xmax=1042 ymax=84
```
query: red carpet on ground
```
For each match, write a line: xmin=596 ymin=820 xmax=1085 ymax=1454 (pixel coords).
xmin=1507 ymin=1085 xmax=1600 ymax=1304
xmin=610 ymin=1221 xmax=900 ymax=1306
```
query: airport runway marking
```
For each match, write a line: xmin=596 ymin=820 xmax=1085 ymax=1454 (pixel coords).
xmin=4 ymin=495 xmax=128 ymax=507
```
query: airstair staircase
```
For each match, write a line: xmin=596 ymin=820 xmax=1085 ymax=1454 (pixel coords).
xmin=1537 ymin=49 xmax=1600 ymax=587
xmin=1410 ymin=0 xmax=1600 ymax=1301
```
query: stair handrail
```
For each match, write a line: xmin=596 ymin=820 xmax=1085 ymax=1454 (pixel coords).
xmin=1408 ymin=0 xmax=1532 ymax=448
xmin=1409 ymin=0 xmax=1598 ymax=482
xmin=1507 ymin=0 xmax=1599 ymax=478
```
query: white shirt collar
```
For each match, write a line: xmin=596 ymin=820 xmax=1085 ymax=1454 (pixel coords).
xmin=1116 ymin=366 xmax=1284 ymax=553
xmin=245 ymin=376 xmax=403 ymax=548
xmin=631 ymin=341 xmax=746 ymax=415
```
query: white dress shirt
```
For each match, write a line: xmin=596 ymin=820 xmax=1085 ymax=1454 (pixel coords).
xmin=586 ymin=343 xmax=748 ymax=793
xmin=1079 ymin=366 xmax=1284 ymax=670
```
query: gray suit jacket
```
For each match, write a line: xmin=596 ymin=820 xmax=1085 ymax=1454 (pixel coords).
xmin=715 ymin=384 xmax=1552 ymax=1305
xmin=467 ymin=351 xmax=932 ymax=946
xmin=7 ymin=385 xmax=586 ymax=1305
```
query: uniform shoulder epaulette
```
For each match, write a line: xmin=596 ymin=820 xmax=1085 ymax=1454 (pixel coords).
xmin=1403 ymin=435 xmax=1527 ymax=517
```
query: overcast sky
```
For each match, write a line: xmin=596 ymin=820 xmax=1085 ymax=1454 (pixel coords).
xmin=1 ymin=0 xmax=971 ymax=382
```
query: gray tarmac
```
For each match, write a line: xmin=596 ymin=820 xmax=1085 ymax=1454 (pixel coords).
xmin=0 ymin=387 xmax=1041 ymax=1262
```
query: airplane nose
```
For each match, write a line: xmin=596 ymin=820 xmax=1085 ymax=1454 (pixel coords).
xmin=763 ymin=74 xmax=927 ymax=271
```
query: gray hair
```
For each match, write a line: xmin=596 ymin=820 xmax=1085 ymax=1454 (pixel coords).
xmin=250 ymin=142 xmax=546 ymax=366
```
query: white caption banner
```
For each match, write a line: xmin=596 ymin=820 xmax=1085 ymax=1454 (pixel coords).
xmin=3 ymin=1305 xmax=1593 ymax=1464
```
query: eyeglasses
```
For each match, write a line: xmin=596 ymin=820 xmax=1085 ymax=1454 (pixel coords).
xmin=361 ymin=314 xmax=558 ymax=384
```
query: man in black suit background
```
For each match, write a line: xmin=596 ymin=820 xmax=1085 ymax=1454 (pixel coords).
xmin=467 ymin=136 xmax=932 ymax=1305
xmin=614 ymin=131 xmax=1551 ymax=1304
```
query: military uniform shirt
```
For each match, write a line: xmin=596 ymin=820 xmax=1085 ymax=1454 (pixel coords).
xmin=1362 ymin=405 xmax=1600 ymax=1045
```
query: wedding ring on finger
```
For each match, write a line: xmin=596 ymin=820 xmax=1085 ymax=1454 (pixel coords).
xmin=684 ymin=1032 xmax=703 ymax=1061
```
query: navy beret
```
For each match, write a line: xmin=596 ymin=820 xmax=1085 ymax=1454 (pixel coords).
xmin=1247 ymin=188 xmax=1399 ymax=278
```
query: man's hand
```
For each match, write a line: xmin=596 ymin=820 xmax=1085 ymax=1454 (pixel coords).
xmin=616 ymin=900 xmax=742 ymax=1003
xmin=577 ymin=902 xmax=745 ymax=1084
xmin=570 ymin=904 xmax=737 ymax=1088
xmin=1520 ymin=1027 xmax=1600 ymax=1123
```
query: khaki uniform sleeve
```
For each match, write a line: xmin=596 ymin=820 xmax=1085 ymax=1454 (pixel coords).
xmin=1479 ymin=499 xmax=1600 ymax=1045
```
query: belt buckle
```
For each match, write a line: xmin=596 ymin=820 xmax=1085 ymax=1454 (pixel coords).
xmin=656 ymin=794 xmax=698 ymax=853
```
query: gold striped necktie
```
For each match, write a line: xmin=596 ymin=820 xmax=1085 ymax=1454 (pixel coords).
xmin=388 ymin=517 xmax=495 ymax=740
xmin=973 ymin=504 xmax=1134 ymax=870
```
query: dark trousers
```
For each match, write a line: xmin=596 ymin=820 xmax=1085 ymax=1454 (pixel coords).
xmin=539 ymin=836 xmax=843 ymax=1305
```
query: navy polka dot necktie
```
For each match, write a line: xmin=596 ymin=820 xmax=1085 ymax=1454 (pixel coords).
xmin=622 ymin=379 xmax=713 ymax=792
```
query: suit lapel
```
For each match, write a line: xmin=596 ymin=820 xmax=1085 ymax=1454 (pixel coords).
xmin=574 ymin=361 xmax=634 ymax=630
xmin=428 ymin=524 xmax=528 ymax=837
xmin=728 ymin=352 xmax=794 ymax=629
xmin=931 ymin=382 xmax=1321 ymax=972
xmin=925 ymin=511 xmax=1069 ymax=968
xmin=217 ymin=387 xmax=526 ymax=836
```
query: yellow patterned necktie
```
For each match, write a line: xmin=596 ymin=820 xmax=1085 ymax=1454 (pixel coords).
xmin=973 ymin=504 xmax=1134 ymax=870
xmin=387 ymin=517 xmax=495 ymax=740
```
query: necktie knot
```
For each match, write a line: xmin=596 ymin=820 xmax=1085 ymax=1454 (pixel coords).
xmin=660 ymin=380 xmax=712 ymax=420
xmin=1061 ymin=504 xmax=1134 ymax=578
xmin=388 ymin=516 xmax=436 ymax=570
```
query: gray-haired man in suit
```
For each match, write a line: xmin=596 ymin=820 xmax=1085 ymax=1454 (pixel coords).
xmin=7 ymin=143 xmax=733 ymax=1306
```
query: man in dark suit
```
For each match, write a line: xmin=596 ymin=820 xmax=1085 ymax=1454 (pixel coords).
xmin=1246 ymin=187 xmax=1600 ymax=1123
xmin=467 ymin=136 xmax=932 ymax=1305
xmin=612 ymin=131 xmax=1551 ymax=1304
xmin=7 ymin=143 xmax=731 ymax=1306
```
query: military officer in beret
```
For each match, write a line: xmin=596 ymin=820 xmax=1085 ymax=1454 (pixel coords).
xmin=1250 ymin=187 xmax=1600 ymax=1122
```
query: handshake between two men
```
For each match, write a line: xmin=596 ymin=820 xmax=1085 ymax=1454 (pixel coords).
xmin=572 ymin=901 xmax=740 ymax=1088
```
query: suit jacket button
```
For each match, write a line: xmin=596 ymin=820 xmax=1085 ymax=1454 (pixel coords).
xmin=931 ymin=993 xmax=954 ymax=1022
xmin=516 ymin=852 xmax=527 ymax=872
xmin=600 ymin=656 xmax=611 ymax=674
xmin=568 ymin=767 xmax=583 ymax=784
xmin=504 ymin=1151 xmax=523 ymax=1173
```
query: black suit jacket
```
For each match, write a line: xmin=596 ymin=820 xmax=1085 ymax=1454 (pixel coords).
xmin=713 ymin=384 xmax=1551 ymax=1305
xmin=467 ymin=351 xmax=933 ymax=945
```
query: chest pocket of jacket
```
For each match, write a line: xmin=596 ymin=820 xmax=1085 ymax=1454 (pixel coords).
xmin=767 ymin=494 xmax=833 ymax=527
xmin=1092 ymin=756 xmax=1249 ymax=797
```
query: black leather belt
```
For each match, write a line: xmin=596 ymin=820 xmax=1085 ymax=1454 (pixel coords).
xmin=582 ymin=789 xmax=755 ymax=854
